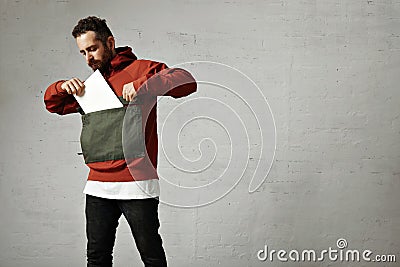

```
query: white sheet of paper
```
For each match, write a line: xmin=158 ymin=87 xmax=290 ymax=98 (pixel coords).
xmin=73 ymin=70 xmax=123 ymax=113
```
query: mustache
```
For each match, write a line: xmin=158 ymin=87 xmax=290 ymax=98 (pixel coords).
xmin=88 ymin=60 xmax=101 ymax=67
xmin=88 ymin=49 xmax=112 ymax=71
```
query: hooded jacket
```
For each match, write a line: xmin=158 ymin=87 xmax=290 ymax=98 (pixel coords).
xmin=44 ymin=47 xmax=197 ymax=187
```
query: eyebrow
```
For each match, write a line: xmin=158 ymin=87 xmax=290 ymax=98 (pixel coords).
xmin=80 ymin=45 xmax=97 ymax=54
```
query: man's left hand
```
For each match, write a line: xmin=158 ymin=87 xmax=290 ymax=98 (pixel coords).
xmin=122 ymin=82 xmax=137 ymax=101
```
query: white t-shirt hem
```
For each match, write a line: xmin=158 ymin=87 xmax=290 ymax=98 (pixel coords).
xmin=83 ymin=179 xmax=160 ymax=200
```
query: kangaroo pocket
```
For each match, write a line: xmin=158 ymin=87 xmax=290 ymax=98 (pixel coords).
xmin=80 ymin=105 xmax=145 ymax=164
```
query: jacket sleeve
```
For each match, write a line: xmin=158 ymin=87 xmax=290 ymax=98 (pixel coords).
xmin=132 ymin=62 xmax=197 ymax=98
xmin=44 ymin=80 xmax=80 ymax=115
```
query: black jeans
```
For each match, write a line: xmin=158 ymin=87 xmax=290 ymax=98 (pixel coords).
xmin=85 ymin=195 xmax=167 ymax=267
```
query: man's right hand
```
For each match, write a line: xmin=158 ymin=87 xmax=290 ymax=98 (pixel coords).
xmin=61 ymin=78 xmax=85 ymax=96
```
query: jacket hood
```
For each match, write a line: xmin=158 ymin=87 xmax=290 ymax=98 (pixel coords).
xmin=108 ymin=46 xmax=137 ymax=76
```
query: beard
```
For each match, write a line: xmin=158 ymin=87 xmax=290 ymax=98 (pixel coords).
xmin=88 ymin=46 xmax=113 ymax=73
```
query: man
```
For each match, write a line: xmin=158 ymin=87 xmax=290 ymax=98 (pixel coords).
xmin=44 ymin=16 xmax=197 ymax=267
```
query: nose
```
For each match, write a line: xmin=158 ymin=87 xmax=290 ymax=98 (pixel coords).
xmin=85 ymin=53 xmax=93 ymax=64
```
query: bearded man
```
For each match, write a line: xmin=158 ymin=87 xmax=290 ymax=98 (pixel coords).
xmin=44 ymin=16 xmax=197 ymax=267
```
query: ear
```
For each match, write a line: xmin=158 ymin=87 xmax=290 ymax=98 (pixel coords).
xmin=107 ymin=36 xmax=115 ymax=51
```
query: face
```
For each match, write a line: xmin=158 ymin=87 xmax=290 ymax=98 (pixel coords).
xmin=76 ymin=31 xmax=114 ymax=73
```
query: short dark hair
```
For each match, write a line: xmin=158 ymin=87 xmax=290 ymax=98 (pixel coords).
xmin=72 ymin=16 xmax=113 ymax=45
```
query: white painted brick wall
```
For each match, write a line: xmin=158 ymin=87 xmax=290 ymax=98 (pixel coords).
xmin=0 ymin=0 xmax=399 ymax=266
